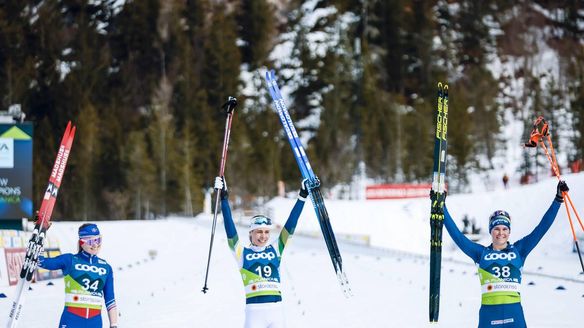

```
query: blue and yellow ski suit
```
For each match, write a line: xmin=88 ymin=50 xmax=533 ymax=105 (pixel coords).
xmin=444 ymin=199 xmax=561 ymax=327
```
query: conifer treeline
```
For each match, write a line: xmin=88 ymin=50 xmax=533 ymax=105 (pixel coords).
xmin=0 ymin=0 xmax=582 ymax=219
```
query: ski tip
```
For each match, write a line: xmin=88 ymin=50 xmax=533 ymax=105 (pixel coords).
xmin=443 ymin=84 xmax=449 ymax=91
xmin=437 ymin=82 xmax=442 ymax=88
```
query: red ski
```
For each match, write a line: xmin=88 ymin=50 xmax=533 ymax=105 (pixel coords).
xmin=7 ymin=121 xmax=76 ymax=328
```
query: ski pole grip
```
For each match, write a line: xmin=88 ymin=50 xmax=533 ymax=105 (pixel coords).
xmin=222 ymin=96 xmax=238 ymax=114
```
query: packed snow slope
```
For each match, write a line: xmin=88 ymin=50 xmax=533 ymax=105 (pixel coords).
xmin=0 ymin=173 xmax=582 ymax=327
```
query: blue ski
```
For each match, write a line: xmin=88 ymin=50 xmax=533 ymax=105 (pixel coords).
xmin=264 ymin=70 xmax=351 ymax=297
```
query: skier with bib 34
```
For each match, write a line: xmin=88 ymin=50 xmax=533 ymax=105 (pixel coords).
xmin=435 ymin=180 xmax=568 ymax=327
xmin=38 ymin=223 xmax=118 ymax=328
xmin=214 ymin=176 xmax=307 ymax=328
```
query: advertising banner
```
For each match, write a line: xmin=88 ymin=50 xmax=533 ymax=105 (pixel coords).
xmin=0 ymin=123 xmax=33 ymax=220
xmin=366 ymin=184 xmax=432 ymax=200
xmin=5 ymin=247 xmax=25 ymax=286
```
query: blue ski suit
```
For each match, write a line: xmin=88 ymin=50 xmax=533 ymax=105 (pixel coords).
xmin=39 ymin=250 xmax=116 ymax=328
xmin=444 ymin=199 xmax=560 ymax=327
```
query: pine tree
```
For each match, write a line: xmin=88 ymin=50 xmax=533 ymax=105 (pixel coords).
xmin=237 ymin=0 xmax=276 ymax=69
xmin=125 ymin=131 xmax=157 ymax=219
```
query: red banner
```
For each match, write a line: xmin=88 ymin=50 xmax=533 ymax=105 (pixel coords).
xmin=366 ymin=184 xmax=432 ymax=200
xmin=4 ymin=248 xmax=25 ymax=286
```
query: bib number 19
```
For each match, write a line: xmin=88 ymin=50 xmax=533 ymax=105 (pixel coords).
xmin=255 ymin=265 xmax=272 ymax=278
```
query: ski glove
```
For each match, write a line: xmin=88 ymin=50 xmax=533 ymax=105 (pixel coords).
xmin=429 ymin=190 xmax=447 ymax=202
xmin=32 ymin=210 xmax=52 ymax=229
xmin=300 ymin=178 xmax=309 ymax=198
xmin=555 ymin=180 xmax=569 ymax=203
xmin=214 ymin=176 xmax=228 ymax=200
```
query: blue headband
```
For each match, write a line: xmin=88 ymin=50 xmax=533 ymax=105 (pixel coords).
xmin=489 ymin=216 xmax=511 ymax=233
xmin=78 ymin=224 xmax=100 ymax=238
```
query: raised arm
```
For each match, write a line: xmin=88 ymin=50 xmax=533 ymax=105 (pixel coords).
xmin=443 ymin=205 xmax=484 ymax=263
xmin=215 ymin=176 xmax=239 ymax=251
xmin=277 ymin=180 xmax=308 ymax=254
xmin=515 ymin=181 xmax=566 ymax=258
xmin=38 ymin=253 xmax=72 ymax=274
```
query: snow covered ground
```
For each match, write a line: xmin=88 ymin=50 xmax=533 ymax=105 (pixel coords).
xmin=0 ymin=173 xmax=582 ymax=327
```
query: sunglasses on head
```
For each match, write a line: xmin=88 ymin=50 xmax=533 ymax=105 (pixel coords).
xmin=490 ymin=210 xmax=510 ymax=221
xmin=80 ymin=236 xmax=102 ymax=247
xmin=251 ymin=216 xmax=271 ymax=225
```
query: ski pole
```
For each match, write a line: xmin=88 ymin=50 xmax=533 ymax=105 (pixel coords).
xmin=202 ymin=96 xmax=237 ymax=294
xmin=528 ymin=117 xmax=584 ymax=273
xmin=539 ymin=140 xmax=584 ymax=272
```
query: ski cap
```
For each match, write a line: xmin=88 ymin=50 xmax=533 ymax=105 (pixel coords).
xmin=249 ymin=215 xmax=273 ymax=232
xmin=78 ymin=223 xmax=100 ymax=238
xmin=489 ymin=210 xmax=511 ymax=233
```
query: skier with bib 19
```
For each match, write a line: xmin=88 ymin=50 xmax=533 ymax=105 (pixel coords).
xmin=38 ymin=223 xmax=118 ymax=328
xmin=435 ymin=180 xmax=568 ymax=327
xmin=214 ymin=176 xmax=307 ymax=328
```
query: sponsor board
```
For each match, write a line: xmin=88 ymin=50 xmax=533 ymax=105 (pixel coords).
xmin=366 ymin=184 xmax=433 ymax=200
xmin=0 ymin=122 xmax=33 ymax=219
xmin=4 ymin=247 xmax=25 ymax=286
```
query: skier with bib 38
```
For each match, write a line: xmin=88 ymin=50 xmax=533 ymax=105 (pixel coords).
xmin=214 ymin=176 xmax=307 ymax=328
xmin=38 ymin=223 xmax=118 ymax=328
xmin=435 ymin=180 xmax=568 ymax=327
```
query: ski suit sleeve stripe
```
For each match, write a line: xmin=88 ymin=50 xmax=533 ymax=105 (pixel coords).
xmin=277 ymin=195 xmax=306 ymax=254
xmin=444 ymin=205 xmax=484 ymax=263
xmin=514 ymin=199 xmax=561 ymax=259
xmin=104 ymin=264 xmax=116 ymax=311
xmin=38 ymin=253 xmax=73 ymax=275
xmin=221 ymin=198 xmax=239 ymax=251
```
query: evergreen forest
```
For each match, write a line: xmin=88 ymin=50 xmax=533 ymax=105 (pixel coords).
xmin=0 ymin=0 xmax=583 ymax=219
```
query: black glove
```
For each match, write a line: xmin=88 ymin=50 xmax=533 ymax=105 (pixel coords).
xmin=430 ymin=190 xmax=436 ymax=201
xmin=430 ymin=190 xmax=447 ymax=201
xmin=214 ymin=176 xmax=228 ymax=200
xmin=555 ymin=180 xmax=569 ymax=203
xmin=299 ymin=179 xmax=309 ymax=198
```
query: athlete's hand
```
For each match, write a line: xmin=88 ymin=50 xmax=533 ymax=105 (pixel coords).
xmin=430 ymin=190 xmax=447 ymax=202
xmin=214 ymin=176 xmax=228 ymax=200
xmin=299 ymin=179 xmax=309 ymax=198
xmin=32 ymin=210 xmax=52 ymax=229
xmin=555 ymin=180 xmax=569 ymax=203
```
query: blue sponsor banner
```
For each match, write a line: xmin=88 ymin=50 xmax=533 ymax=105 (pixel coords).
xmin=0 ymin=123 xmax=33 ymax=220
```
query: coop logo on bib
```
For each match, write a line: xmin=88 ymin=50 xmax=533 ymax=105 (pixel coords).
xmin=75 ymin=263 xmax=107 ymax=276
xmin=484 ymin=252 xmax=516 ymax=261
xmin=246 ymin=252 xmax=275 ymax=261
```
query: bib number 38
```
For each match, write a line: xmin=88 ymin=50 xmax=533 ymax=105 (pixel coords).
xmin=492 ymin=266 xmax=511 ymax=278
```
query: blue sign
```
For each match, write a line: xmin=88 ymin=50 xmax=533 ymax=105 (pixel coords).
xmin=0 ymin=123 xmax=33 ymax=219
